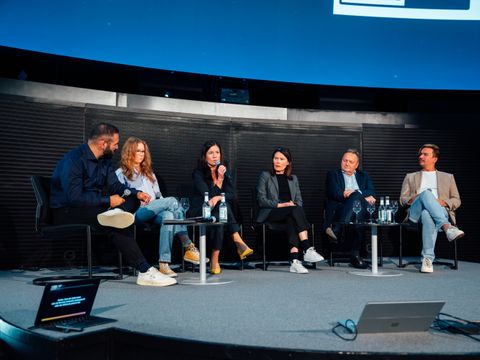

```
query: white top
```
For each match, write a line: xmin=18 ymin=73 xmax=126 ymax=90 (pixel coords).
xmin=115 ymin=168 xmax=162 ymax=203
xmin=419 ymin=171 xmax=438 ymax=198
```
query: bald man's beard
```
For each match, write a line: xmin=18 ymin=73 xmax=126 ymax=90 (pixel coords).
xmin=102 ymin=148 xmax=114 ymax=160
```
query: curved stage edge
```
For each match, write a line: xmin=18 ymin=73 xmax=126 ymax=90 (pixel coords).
xmin=2 ymin=318 xmax=475 ymax=360
xmin=1 ymin=260 xmax=480 ymax=359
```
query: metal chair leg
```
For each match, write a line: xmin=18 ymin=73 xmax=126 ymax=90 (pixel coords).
xmin=87 ymin=226 xmax=92 ymax=278
xmin=398 ymin=224 xmax=405 ymax=267
xmin=240 ymin=224 xmax=244 ymax=271
xmin=453 ymin=239 xmax=458 ymax=270
xmin=262 ymin=225 xmax=267 ymax=271
xmin=311 ymin=223 xmax=316 ymax=269
xmin=118 ymin=251 xmax=123 ymax=279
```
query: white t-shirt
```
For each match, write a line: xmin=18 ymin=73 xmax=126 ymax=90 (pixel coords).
xmin=419 ymin=171 xmax=438 ymax=198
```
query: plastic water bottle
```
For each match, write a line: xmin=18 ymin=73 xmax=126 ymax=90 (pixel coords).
xmin=219 ymin=193 xmax=227 ymax=223
xmin=202 ymin=192 xmax=211 ymax=219
xmin=378 ymin=197 xmax=385 ymax=223
xmin=385 ymin=196 xmax=392 ymax=224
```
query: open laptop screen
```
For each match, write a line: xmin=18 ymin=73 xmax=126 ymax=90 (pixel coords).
xmin=34 ymin=278 xmax=100 ymax=326
xmin=356 ymin=300 xmax=445 ymax=333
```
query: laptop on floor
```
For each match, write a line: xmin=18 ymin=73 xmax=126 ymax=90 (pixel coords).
xmin=340 ymin=300 xmax=445 ymax=334
xmin=33 ymin=278 xmax=116 ymax=332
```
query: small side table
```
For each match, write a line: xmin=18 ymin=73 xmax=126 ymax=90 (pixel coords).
xmin=347 ymin=222 xmax=403 ymax=277
xmin=163 ymin=219 xmax=233 ymax=285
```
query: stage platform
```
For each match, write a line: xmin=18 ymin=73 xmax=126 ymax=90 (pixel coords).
xmin=1 ymin=258 xmax=480 ymax=359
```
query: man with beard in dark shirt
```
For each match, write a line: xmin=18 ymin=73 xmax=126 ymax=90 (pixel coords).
xmin=50 ymin=123 xmax=176 ymax=286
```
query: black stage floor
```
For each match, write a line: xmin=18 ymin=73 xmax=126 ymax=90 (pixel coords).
xmin=1 ymin=258 xmax=480 ymax=359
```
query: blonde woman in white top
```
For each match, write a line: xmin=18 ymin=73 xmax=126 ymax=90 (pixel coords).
xmin=116 ymin=137 xmax=203 ymax=277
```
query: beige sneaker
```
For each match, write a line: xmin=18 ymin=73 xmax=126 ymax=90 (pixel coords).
xmin=159 ymin=262 xmax=178 ymax=277
xmin=183 ymin=243 xmax=209 ymax=265
xmin=446 ymin=226 xmax=464 ymax=242
xmin=420 ymin=257 xmax=433 ymax=273
xmin=97 ymin=208 xmax=134 ymax=229
xmin=136 ymin=267 xmax=177 ymax=286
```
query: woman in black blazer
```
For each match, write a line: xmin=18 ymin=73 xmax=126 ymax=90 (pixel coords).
xmin=190 ymin=140 xmax=253 ymax=274
xmin=256 ymin=147 xmax=324 ymax=274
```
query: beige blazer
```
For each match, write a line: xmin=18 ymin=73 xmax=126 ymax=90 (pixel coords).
xmin=399 ymin=170 xmax=461 ymax=225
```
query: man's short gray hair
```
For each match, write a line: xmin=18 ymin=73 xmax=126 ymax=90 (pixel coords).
xmin=344 ymin=148 xmax=360 ymax=160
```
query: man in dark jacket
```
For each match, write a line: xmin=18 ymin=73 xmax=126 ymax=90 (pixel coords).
xmin=51 ymin=123 xmax=176 ymax=287
xmin=324 ymin=149 xmax=376 ymax=269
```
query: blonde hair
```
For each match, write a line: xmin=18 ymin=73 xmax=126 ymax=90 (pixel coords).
xmin=120 ymin=137 xmax=156 ymax=183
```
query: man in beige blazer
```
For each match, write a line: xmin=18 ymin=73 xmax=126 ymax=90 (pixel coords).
xmin=400 ymin=144 xmax=464 ymax=273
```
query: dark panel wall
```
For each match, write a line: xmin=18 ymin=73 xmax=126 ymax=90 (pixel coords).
xmin=234 ymin=122 xmax=361 ymax=250
xmin=363 ymin=126 xmax=478 ymax=261
xmin=0 ymin=97 xmax=85 ymax=268
xmin=0 ymin=94 xmax=478 ymax=268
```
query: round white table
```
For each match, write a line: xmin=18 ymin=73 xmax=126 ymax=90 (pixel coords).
xmin=346 ymin=222 xmax=403 ymax=277
xmin=163 ymin=219 xmax=233 ymax=285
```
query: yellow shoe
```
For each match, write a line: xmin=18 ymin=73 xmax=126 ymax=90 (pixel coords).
xmin=237 ymin=247 xmax=253 ymax=260
xmin=210 ymin=266 xmax=222 ymax=275
xmin=183 ymin=243 xmax=210 ymax=265
xmin=183 ymin=243 xmax=200 ymax=265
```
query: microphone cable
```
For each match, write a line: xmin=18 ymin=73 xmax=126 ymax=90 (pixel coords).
xmin=332 ymin=319 xmax=358 ymax=341
xmin=432 ymin=312 xmax=480 ymax=343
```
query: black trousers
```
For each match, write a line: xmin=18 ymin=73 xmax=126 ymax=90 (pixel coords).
xmin=52 ymin=196 xmax=147 ymax=268
xmin=265 ymin=206 xmax=309 ymax=248
xmin=332 ymin=191 xmax=369 ymax=254
xmin=208 ymin=202 xmax=241 ymax=250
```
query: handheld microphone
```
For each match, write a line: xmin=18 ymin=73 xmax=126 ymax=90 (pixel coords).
xmin=200 ymin=216 xmax=216 ymax=223
xmin=215 ymin=160 xmax=231 ymax=180
xmin=107 ymin=189 xmax=131 ymax=210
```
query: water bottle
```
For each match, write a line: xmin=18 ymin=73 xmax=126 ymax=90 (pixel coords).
xmin=219 ymin=193 xmax=228 ymax=223
xmin=202 ymin=192 xmax=211 ymax=219
xmin=385 ymin=196 xmax=392 ymax=224
xmin=378 ymin=197 xmax=385 ymax=223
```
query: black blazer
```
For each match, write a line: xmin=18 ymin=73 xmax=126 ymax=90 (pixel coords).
xmin=189 ymin=167 xmax=236 ymax=217
xmin=324 ymin=168 xmax=375 ymax=227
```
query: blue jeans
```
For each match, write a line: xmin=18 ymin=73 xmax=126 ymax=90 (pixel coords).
xmin=135 ymin=197 xmax=190 ymax=263
xmin=408 ymin=190 xmax=450 ymax=261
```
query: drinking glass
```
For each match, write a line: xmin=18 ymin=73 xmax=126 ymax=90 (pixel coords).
xmin=366 ymin=202 xmax=375 ymax=223
xmin=390 ymin=200 xmax=399 ymax=224
xmin=180 ymin=197 xmax=190 ymax=219
xmin=352 ymin=200 xmax=362 ymax=224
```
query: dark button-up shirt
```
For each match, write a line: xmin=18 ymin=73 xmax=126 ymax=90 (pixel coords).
xmin=50 ymin=143 xmax=137 ymax=208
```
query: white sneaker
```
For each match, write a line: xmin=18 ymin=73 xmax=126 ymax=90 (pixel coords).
xmin=97 ymin=208 xmax=134 ymax=229
xmin=446 ymin=226 xmax=464 ymax=242
xmin=290 ymin=259 xmax=309 ymax=274
xmin=420 ymin=257 xmax=433 ymax=273
xmin=303 ymin=247 xmax=324 ymax=263
xmin=137 ymin=267 xmax=177 ymax=286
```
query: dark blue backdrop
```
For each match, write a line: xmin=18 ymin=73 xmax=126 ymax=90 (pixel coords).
xmin=0 ymin=0 xmax=479 ymax=90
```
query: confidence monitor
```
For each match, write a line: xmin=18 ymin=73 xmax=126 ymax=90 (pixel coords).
xmin=342 ymin=300 xmax=445 ymax=334
xmin=33 ymin=278 xmax=116 ymax=332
